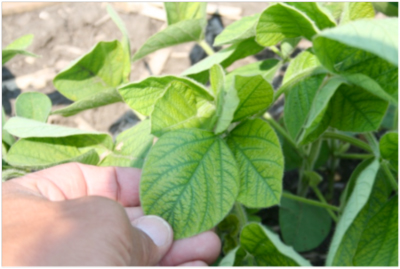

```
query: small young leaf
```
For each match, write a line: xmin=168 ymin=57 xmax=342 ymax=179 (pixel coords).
xmin=54 ymin=40 xmax=127 ymax=101
xmin=132 ymin=19 xmax=206 ymax=62
xmin=51 ymin=88 xmax=123 ymax=117
xmin=233 ymin=75 xmax=274 ymax=122
xmin=118 ymin=75 xmax=213 ymax=116
xmin=240 ymin=223 xmax=311 ymax=266
xmin=182 ymin=38 xmax=263 ymax=77
xmin=140 ymin=129 xmax=239 ymax=239
xmin=279 ymin=195 xmax=331 ymax=252
xmin=3 ymin=117 xmax=112 ymax=139
xmin=286 ymin=2 xmax=336 ymax=30
xmin=226 ymin=119 xmax=284 ymax=208
xmin=15 ymin=92 xmax=52 ymax=122
xmin=280 ymin=37 xmax=301 ymax=59
xmin=225 ymin=59 xmax=281 ymax=87
xmin=2 ymin=34 xmax=38 ymax=65
xmin=214 ymin=13 xmax=260 ymax=46
xmin=2 ymin=168 xmax=27 ymax=182
xmin=164 ymin=2 xmax=207 ymax=25
xmin=210 ymin=65 xmax=239 ymax=134
xmin=380 ymin=132 xmax=398 ymax=172
xmin=340 ymin=2 xmax=375 ymax=25
xmin=256 ymin=3 xmax=319 ymax=47
xmin=283 ymin=49 xmax=321 ymax=84
xmin=328 ymin=84 xmax=388 ymax=132
xmin=99 ymin=119 xmax=154 ymax=169
xmin=151 ymin=81 xmax=216 ymax=137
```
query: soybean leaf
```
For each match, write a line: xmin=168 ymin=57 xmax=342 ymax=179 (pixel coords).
xmin=286 ymin=2 xmax=336 ymax=30
xmin=319 ymin=2 xmax=345 ymax=21
xmin=283 ymin=49 xmax=321 ymax=84
xmin=51 ymin=88 xmax=123 ymax=117
xmin=240 ymin=223 xmax=311 ymax=266
xmin=353 ymin=195 xmax=398 ymax=266
xmin=328 ymin=164 xmax=394 ymax=266
xmin=328 ymin=84 xmax=388 ymax=132
xmin=219 ymin=246 xmax=247 ymax=266
xmin=218 ymin=214 xmax=240 ymax=238
xmin=2 ymin=34 xmax=38 ymax=65
xmin=106 ymin=4 xmax=131 ymax=80
xmin=151 ymin=81 xmax=216 ymax=137
xmin=211 ymin=65 xmax=239 ymax=134
xmin=284 ymin=74 xmax=325 ymax=140
xmin=2 ymin=107 xmax=15 ymax=147
xmin=233 ymin=75 xmax=274 ymax=122
xmin=225 ymin=59 xmax=281 ymax=87
xmin=4 ymin=117 xmax=112 ymax=141
xmin=99 ymin=119 xmax=154 ymax=169
xmin=380 ymin=132 xmax=398 ymax=172
xmin=298 ymin=76 xmax=347 ymax=144
xmin=164 ymin=2 xmax=207 ymax=25
xmin=279 ymin=195 xmax=331 ymax=252
xmin=182 ymin=38 xmax=264 ymax=77
xmin=226 ymin=119 xmax=284 ymax=208
xmin=381 ymin=104 xmax=398 ymax=130
xmin=132 ymin=19 xmax=206 ymax=62
xmin=140 ymin=129 xmax=239 ymax=239
xmin=340 ymin=2 xmax=375 ymax=25
xmin=118 ymin=75 xmax=213 ymax=116
xmin=53 ymin=40 xmax=128 ymax=101
xmin=313 ymin=18 xmax=398 ymax=68
xmin=15 ymin=92 xmax=51 ymax=122
xmin=6 ymin=139 xmax=103 ymax=169
xmin=256 ymin=3 xmax=319 ymax=47
xmin=214 ymin=13 xmax=260 ymax=46
xmin=326 ymin=159 xmax=382 ymax=265
xmin=372 ymin=2 xmax=398 ymax=17
xmin=280 ymin=37 xmax=301 ymax=59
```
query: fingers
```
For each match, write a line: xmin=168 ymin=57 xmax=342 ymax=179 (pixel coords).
xmin=125 ymin=207 xmax=144 ymax=222
xmin=178 ymin=261 xmax=208 ymax=266
xmin=130 ymin=216 xmax=173 ymax=266
xmin=12 ymin=163 xmax=142 ymax=206
xmin=159 ymin=231 xmax=221 ymax=266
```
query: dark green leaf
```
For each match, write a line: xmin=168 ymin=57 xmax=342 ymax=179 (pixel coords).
xmin=372 ymin=2 xmax=399 ymax=17
xmin=219 ymin=246 xmax=248 ymax=266
xmin=280 ymin=194 xmax=331 ymax=252
xmin=140 ymin=129 xmax=239 ymax=239
xmin=240 ymin=223 xmax=311 ymax=266
xmin=380 ymin=132 xmax=398 ymax=171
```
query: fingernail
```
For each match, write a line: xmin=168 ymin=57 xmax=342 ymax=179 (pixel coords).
xmin=132 ymin=215 xmax=172 ymax=246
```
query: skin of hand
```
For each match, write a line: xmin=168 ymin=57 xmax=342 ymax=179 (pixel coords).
xmin=2 ymin=162 xmax=221 ymax=266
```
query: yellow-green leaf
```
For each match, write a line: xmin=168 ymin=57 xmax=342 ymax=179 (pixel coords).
xmin=340 ymin=2 xmax=375 ymax=25
xmin=164 ymin=2 xmax=207 ymax=25
xmin=15 ymin=92 xmax=51 ymax=122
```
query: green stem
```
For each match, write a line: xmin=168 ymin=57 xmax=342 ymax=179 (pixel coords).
xmin=311 ymin=186 xmax=338 ymax=222
xmin=282 ymin=192 xmax=340 ymax=212
xmin=198 ymin=40 xmax=215 ymax=56
xmin=263 ymin=113 xmax=306 ymax=158
xmin=364 ymin=132 xmax=380 ymax=157
xmin=381 ymin=161 xmax=398 ymax=192
xmin=322 ymin=132 xmax=372 ymax=153
xmin=270 ymin=45 xmax=285 ymax=59
xmin=336 ymin=153 xmax=375 ymax=159
xmin=234 ymin=202 xmax=248 ymax=228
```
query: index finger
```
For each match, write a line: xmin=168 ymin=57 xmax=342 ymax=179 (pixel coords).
xmin=11 ymin=162 xmax=142 ymax=207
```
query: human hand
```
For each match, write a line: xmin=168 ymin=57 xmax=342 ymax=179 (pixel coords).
xmin=2 ymin=163 xmax=221 ymax=266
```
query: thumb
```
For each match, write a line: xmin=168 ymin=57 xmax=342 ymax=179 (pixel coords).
xmin=130 ymin=215 xmax=173 ymax=266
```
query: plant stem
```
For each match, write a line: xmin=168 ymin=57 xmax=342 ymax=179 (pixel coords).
xmin=311 ymin=186 xmax=338 ymax=222
xmin=234 ymin=202 xmax=248 ymax=228
xmin=336 ymin=153 xmax=375 ymax=159
xmin=364 ymin=132 xmax=380 ymax=157
xmin=198 ymin=40 xmax=215 ymax=56
xmin=270 ymin=45 xmax=284 ymax=59
xmin=322 ymin=132 xmax=373 ymax=153
xmin=381 ymin=161 xmax=398 ymax=192
xmin=263 ymin=113 xmax=306 ymax=158
xmin=282 ymin=192 xmax=340 ymax=212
